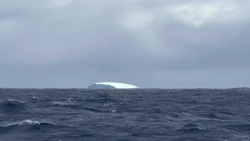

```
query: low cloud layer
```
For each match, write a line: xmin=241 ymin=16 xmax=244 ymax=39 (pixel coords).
xmin=1 ymin=0 xmax=250 ymax=88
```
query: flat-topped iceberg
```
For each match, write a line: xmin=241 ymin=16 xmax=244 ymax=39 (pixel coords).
xmin=88 ymin=82 xmax=138 ymax=89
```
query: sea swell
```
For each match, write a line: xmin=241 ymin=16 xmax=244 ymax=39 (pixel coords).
xmin=0 ymin=88 xmax=250 ymax=141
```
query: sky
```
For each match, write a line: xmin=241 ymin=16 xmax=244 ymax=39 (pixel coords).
xmin=0 ymin=0 xmax=250 ymax=88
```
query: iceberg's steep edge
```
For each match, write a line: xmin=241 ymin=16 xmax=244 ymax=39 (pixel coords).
xmin=88 ymin=82 xmax=138 ymax=89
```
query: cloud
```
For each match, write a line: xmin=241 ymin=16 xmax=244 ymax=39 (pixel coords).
xmin=0 ymin=0 xmax=250 ymax=88
xmin=120 ymin=10 xmax=153 ymax=29
xmin=164 ymin=1 xmax=241 ymax=27
xmin=48 ymin=0 xmax=74 ymax=8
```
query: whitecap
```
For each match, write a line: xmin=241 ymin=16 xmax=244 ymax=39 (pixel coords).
xmin=110 ymin=110 xmax=117 ymax=113
xmin=51 ymin=101 xmax=70 ymax=106
xmin=18 ymin=119 xmax=40 ymax=125
xmin=5 ymin=119 xmax=55 ymax=127
xmin=32 ymin=96 xmax=45 ymax=101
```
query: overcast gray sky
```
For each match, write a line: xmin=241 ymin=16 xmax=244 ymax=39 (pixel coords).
xmin=0 ymin=0 xmax=250 ymax=88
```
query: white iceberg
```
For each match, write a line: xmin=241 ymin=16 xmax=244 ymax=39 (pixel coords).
xmin=88 ymin=82 xmax=138 ymax=89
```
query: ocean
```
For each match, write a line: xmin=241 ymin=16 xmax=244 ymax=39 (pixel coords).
xmin=0 ymin=88 xmax=249 ymax=141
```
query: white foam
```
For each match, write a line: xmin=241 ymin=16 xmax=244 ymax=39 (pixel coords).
xmin=6 ymin=119 xmax=40 ymax=127
xmin=18 ymin=119 xmax=40 ymax=125
xmin=52 ymin=101 xmax=70 ymax=106
xmin=110 ymin=110 xmax=117 ymax=113
xmin=5 ymin=119 xmax=55 ymax=127
xmin=32 ymin=96 xmax=45 ymax=100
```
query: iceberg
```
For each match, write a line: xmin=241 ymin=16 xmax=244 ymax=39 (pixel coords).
xmin=88 ymin=82 xmax=138 ymax=89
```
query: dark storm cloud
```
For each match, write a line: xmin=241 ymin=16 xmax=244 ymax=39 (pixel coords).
xmin=0 ymin=0 xmax=250 ymax=88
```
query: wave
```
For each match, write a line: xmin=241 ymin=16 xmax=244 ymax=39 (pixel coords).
xmin=0 ymin=99 xmax=28 ymax=114
xmin=49 ymin=101 xmax=82 ymax=109
xmin=0 ymin=119 xmax=57 ymax=135
xmin=7 ymin=119 xmax=54 ymax=126
xmin=31 ymin=96 xmax=46 ymax=101
xmin=0 ymin=119 xmax=94 ymax=140
xmin=224 ymin=124 xmax=250 ymax=132
xmin=83 ymin=107 xmax=119 ymax=113
xmin=178 ymin=127 xmax=207 ymax=134
xmin=177 ymin=123 xmax=209 ymax=134
xmin=85 ymin=97 xmax=116 ymax=103
xmin=83 ymin=107 xmax=107 ymax=113
xmin=84 ymin=93 xmax=117 ymax=103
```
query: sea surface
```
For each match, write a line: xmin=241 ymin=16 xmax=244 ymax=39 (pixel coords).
xmin=0 ymin=88 xmax=250 ymax=141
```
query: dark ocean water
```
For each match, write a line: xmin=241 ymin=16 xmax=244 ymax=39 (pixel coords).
xmin=0 ymin=88 xmax=250 ymax=141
